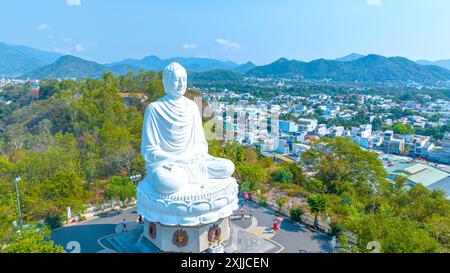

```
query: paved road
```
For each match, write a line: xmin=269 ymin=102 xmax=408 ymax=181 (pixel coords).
xmin=52 ymin=201 xmax=331 ymax=253
xmin=233 ymin=198 xmax=331 ymax=253
xmin=51 ymin=207 xmax=139 ymax=253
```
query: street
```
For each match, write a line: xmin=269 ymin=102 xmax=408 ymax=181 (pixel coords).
xmin=52 ymin=201 xmax=332 ymax=253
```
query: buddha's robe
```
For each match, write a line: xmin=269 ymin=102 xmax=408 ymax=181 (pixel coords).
xmin=141 ymin=96 xmax=234 ymax=194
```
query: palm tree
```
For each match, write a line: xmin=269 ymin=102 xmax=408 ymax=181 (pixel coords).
xmin=307 ymin=194 xmax=328 ymax=228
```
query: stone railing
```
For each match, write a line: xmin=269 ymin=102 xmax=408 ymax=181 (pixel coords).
xmin=71 ymin=199 xmax=137 ymax=222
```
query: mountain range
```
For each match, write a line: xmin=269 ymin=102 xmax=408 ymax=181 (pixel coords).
xmin=23 ymin=55 xmax=135 ymax=79
xmin=246 ymin=54 xmax=450 ymax=83
xmin=334 ymin=53 xmax=365 ymax=62
xmin=1 ymin=42 xmax=450 ymax=83
xmin=0 ymin=42 xmax=62 ymax=77
xmin=416 ymin=59 xmax=450 ymax=70
xmin=105 ymin=55 xmax=240 ymax=73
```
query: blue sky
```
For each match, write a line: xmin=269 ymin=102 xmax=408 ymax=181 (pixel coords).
xmin=1 ymin=0 xmax=449 ymax=65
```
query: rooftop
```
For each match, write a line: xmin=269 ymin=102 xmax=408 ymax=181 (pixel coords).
xmin=386 ymin=162 xmax=449 ymax=188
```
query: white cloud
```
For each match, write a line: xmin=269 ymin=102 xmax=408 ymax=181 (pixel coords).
xmin=66 ymin=0 xmax=81 ymax=6
xmin=62 ymin=38 xmax=72 ymax=43
xmin=37 ymin=24 xmax=49 ymax=31
xmin=75 ymin=43 xmax=84 ymax=53
xmin=53 ymin=43 xmax=85 ymax=55
xmin=53 ymin=47 xmax=71 ymax=55
xmin=182 ymin=43 xmax=198 ymax=50
xmin=216 ymin=38 xmax=241 ymax=51
xmin=366 ymin=0 xmax=381 ymax=6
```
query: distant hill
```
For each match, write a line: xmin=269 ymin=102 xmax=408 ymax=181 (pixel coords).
xmin=246 ymin=54 xmax=450 ymax=83
xmin=23 ymin=55 xmax=139 ymax=79
xmin=190 ymin=70 xmax=243 ymax=82
xmin=106 ymin=55 xmax=240 ymax=72
xmin=334 ymin=53 xmax=365 ymax=62
xmin=232 ymin=61 xmax=256 ymax=73
xmin=417 ymin=59 xmax=450 ymax=70
xmin=0 ymin=42 xmax=62 ymax=77
xmin=24 ymin=55 xmax=107 ymax=79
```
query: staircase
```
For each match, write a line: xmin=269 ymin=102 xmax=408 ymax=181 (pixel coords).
xmin=105 ymin=225 xmax=161 ymax=253
xmin=106 ymin=225 xmax=144 ymax=253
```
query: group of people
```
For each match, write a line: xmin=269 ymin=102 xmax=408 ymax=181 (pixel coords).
xmin=121 ymin=215 xmax=144 ymax=233
xmin=239 ymin=203 xmax=254 ymax=220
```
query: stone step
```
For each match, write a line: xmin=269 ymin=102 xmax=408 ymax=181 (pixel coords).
xmin=106 ymin=226 xmax=145 ymax=253
xmin=106 ymin=236 xmax=127 ymax=253
xmin=135 ymin=238 xmax=161 ymax=253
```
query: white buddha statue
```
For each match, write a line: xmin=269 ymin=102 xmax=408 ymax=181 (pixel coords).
xmin=141 ymin=62 xmax=235 ymax=194
xmin=137 ymin=62 xmax=239 ymax=226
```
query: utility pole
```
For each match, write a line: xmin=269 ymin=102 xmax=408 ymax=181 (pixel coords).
xmin=14 ymin=176 xmax=23 ymax=229
xmin=129 ymin=174 xmax=142 ymax=186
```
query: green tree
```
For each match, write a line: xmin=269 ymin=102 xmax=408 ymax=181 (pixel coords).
xmin=346 ymin=212 xmax=441 ymax=253
xmin=302 ymin=137 xmax=388 ymax=199
xmin=42 ymin=170 xmax=86 ymax=214
xmin=272 ymin=167 xmax=293 ymax=184
xmin=105 ymin=176 xmax=136 ymax=205
xmin=236 ymin=164 xmax=268 ymax=186
xmin=392 ymin=123 xmax=414 ymax=135
xmin=1 ymin=226 xmax=63 ymax=253
xmin=393 ymin=175 xmax=408 ymax=193
xmin=307 ymin=194 xmax=328 ymax=228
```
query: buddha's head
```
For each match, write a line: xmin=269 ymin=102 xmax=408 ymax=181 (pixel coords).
xmin=163 ymin=62 xmax=187 ymax=98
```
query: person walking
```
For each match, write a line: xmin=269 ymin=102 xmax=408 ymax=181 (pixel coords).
xmin=240 ymin=208 xmax=245 ymax=220
xmin=273 ymin=220 xmax=278 ymax=233
xmin=122 ymin=218 xmax=128 ymax=232
xmin=138 ymin=215 xmax=143 ymax=225
xmin=250 ymin=208 xmax=254 ymax=218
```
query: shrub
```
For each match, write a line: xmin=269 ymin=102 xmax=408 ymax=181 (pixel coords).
xmin=44 ymin=210 xmax=65 ymax=229
xmin=289 ymin=206 xmax=305 ymax=222
xmin=330 ymin=222 xmax=343 ymax=237
xmin=258 ymin=194 xmax=268 ymax=207
xmin=276 ymin=196 xmax=288 ymax=210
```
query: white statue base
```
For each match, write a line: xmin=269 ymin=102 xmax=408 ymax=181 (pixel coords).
xmin=142 ymin=217 xmax=231 ymax=253
xmin=137 ymin=177 xmax=238 ymax=253
xmin=137 ymin=177 xmax=239 ymax=226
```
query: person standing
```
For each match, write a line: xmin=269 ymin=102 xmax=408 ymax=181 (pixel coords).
xmin=122 ymin=218 xmax=127 ymax=232
xmin=240 ymin=208 xmax=245 ymax=220
xmin=250 ymin=208 xmax=254 ymax=218
xmin=273 ymin=220 xmax=278 ymax=233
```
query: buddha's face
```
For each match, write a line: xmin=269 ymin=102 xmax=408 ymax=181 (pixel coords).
xmin=163 ymin=63 xmax=187 ymax=98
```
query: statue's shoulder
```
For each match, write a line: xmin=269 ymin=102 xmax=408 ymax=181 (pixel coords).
xmin=183 ymin=96 xmax=200 ymax=108
xmin=147 ymin=98 xmax=165 ymax=108
xmin=145 ymin=101 xmax=160 ymax=114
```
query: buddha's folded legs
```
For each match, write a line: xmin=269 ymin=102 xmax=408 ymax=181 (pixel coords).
xmin=148 ymin=157 xmax=235 ymax=193
xmin=150 ymin=164 xmax=191 ymax=194
xmin=205 ymin=157 xmax=235 ymax=179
